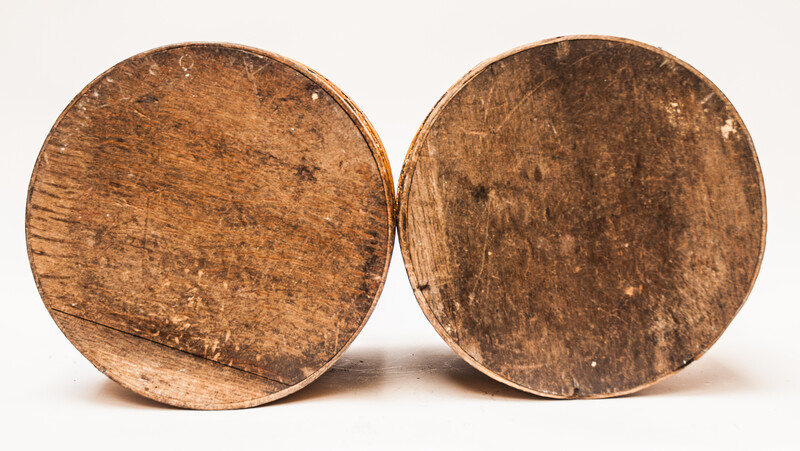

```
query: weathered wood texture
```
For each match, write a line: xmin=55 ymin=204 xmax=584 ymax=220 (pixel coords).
xmin=398 ymin=36 xmax=766 ymax=398
xmin=26 ymin=43 xmax=395 ymax=409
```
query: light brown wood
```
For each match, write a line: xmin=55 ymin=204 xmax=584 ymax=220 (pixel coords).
xmin=397 ymin=36 xmax=766 ymax=398
xmin=26 ymin=43 xmax=395 ymax=409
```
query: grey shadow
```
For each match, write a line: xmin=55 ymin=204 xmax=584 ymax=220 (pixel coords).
xmin=276 ymin=344 xmax=535 ymax=404
xmin=271 ymin=347 xmax=388 ymax=405
xmin=633 ymin=354 xmax=755 ymax=397
xmin=426 ymin=348 xmax=538 ymax=400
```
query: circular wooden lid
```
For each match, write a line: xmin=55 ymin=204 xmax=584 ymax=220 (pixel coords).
xmin=26 ymin=43 xmax=394 ymax=409
xmin=398 ymin=36 xmax=765 ymax=398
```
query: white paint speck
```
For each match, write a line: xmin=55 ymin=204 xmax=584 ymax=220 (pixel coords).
xmin=670 ymin=102 xmax=678 ymax=108
xmin=720 ymin=118 xmax=737 ymax=139
xmin=624 ymin=286 xmax=635 ymax=296
xmin=311 ymin=92 xmax=319 ymax=101
xmin=185 ymin=73 xmax=190 ymax=78
xmin=591 ymin=361 xmax=597 ymax=367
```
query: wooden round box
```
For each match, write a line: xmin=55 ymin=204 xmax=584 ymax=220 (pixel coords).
xmin=397 ymin=36 xmax=765 ymax=398
xmin=26 ymin=43 xmax=395 ymax=409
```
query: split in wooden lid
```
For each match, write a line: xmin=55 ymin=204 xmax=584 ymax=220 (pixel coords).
xmin=397 ymin=36 xmax=765 ymax=398
xmin=26 ymin=43 xmax=395 ymax=409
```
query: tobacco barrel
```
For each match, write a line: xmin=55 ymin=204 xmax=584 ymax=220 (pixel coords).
xmin=26 ymin=43 xmax=395 ymax=409
xmin=397 ymin=35 xmax=765 ymax=398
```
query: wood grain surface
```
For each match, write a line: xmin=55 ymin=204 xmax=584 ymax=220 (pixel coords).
xmin=397 ymin=36 xmax=766 ymax=398
xmin=26 ymin=43 xmax=395 ymax=409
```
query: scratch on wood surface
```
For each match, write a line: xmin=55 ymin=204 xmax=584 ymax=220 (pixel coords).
xmin=142 ymin=197 xmax=151 ymax=251
xmin=132 ymin=108 xmax=150 ymax=121
xmin=494 ymin=48 xmax=605 ymax=133
xmin=468 ymin=197 xmax=492 ymax=303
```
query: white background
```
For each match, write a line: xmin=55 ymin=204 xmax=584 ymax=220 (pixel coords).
xmin=2 ymin=1 xmax=799 ymax=449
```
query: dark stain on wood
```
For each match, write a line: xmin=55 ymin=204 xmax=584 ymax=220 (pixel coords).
xmin=397 ymin=36 xmax=766 ymax=399
xmin=26 ymin=43 xmax=395 ymax=409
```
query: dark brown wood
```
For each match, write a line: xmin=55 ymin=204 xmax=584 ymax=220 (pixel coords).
xmin=397 ymin=36 xmax=766 ymax=398
xmin=26 ymin=43 xmax=395 ymax=409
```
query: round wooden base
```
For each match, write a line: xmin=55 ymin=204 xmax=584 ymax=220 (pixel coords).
xmin=398 ymin=36 xmax=765 ymax=398
xmin=26 ymin=43 xmax=395 ymax=409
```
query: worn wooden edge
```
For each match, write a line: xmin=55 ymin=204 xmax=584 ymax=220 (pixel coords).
xmin=26 ymin=42 xmax=396 ymax=409
xmin=52 ymin=310 xmax=291 ymax=410
xmin=396 ymin=34 xmax=767 ymax=399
